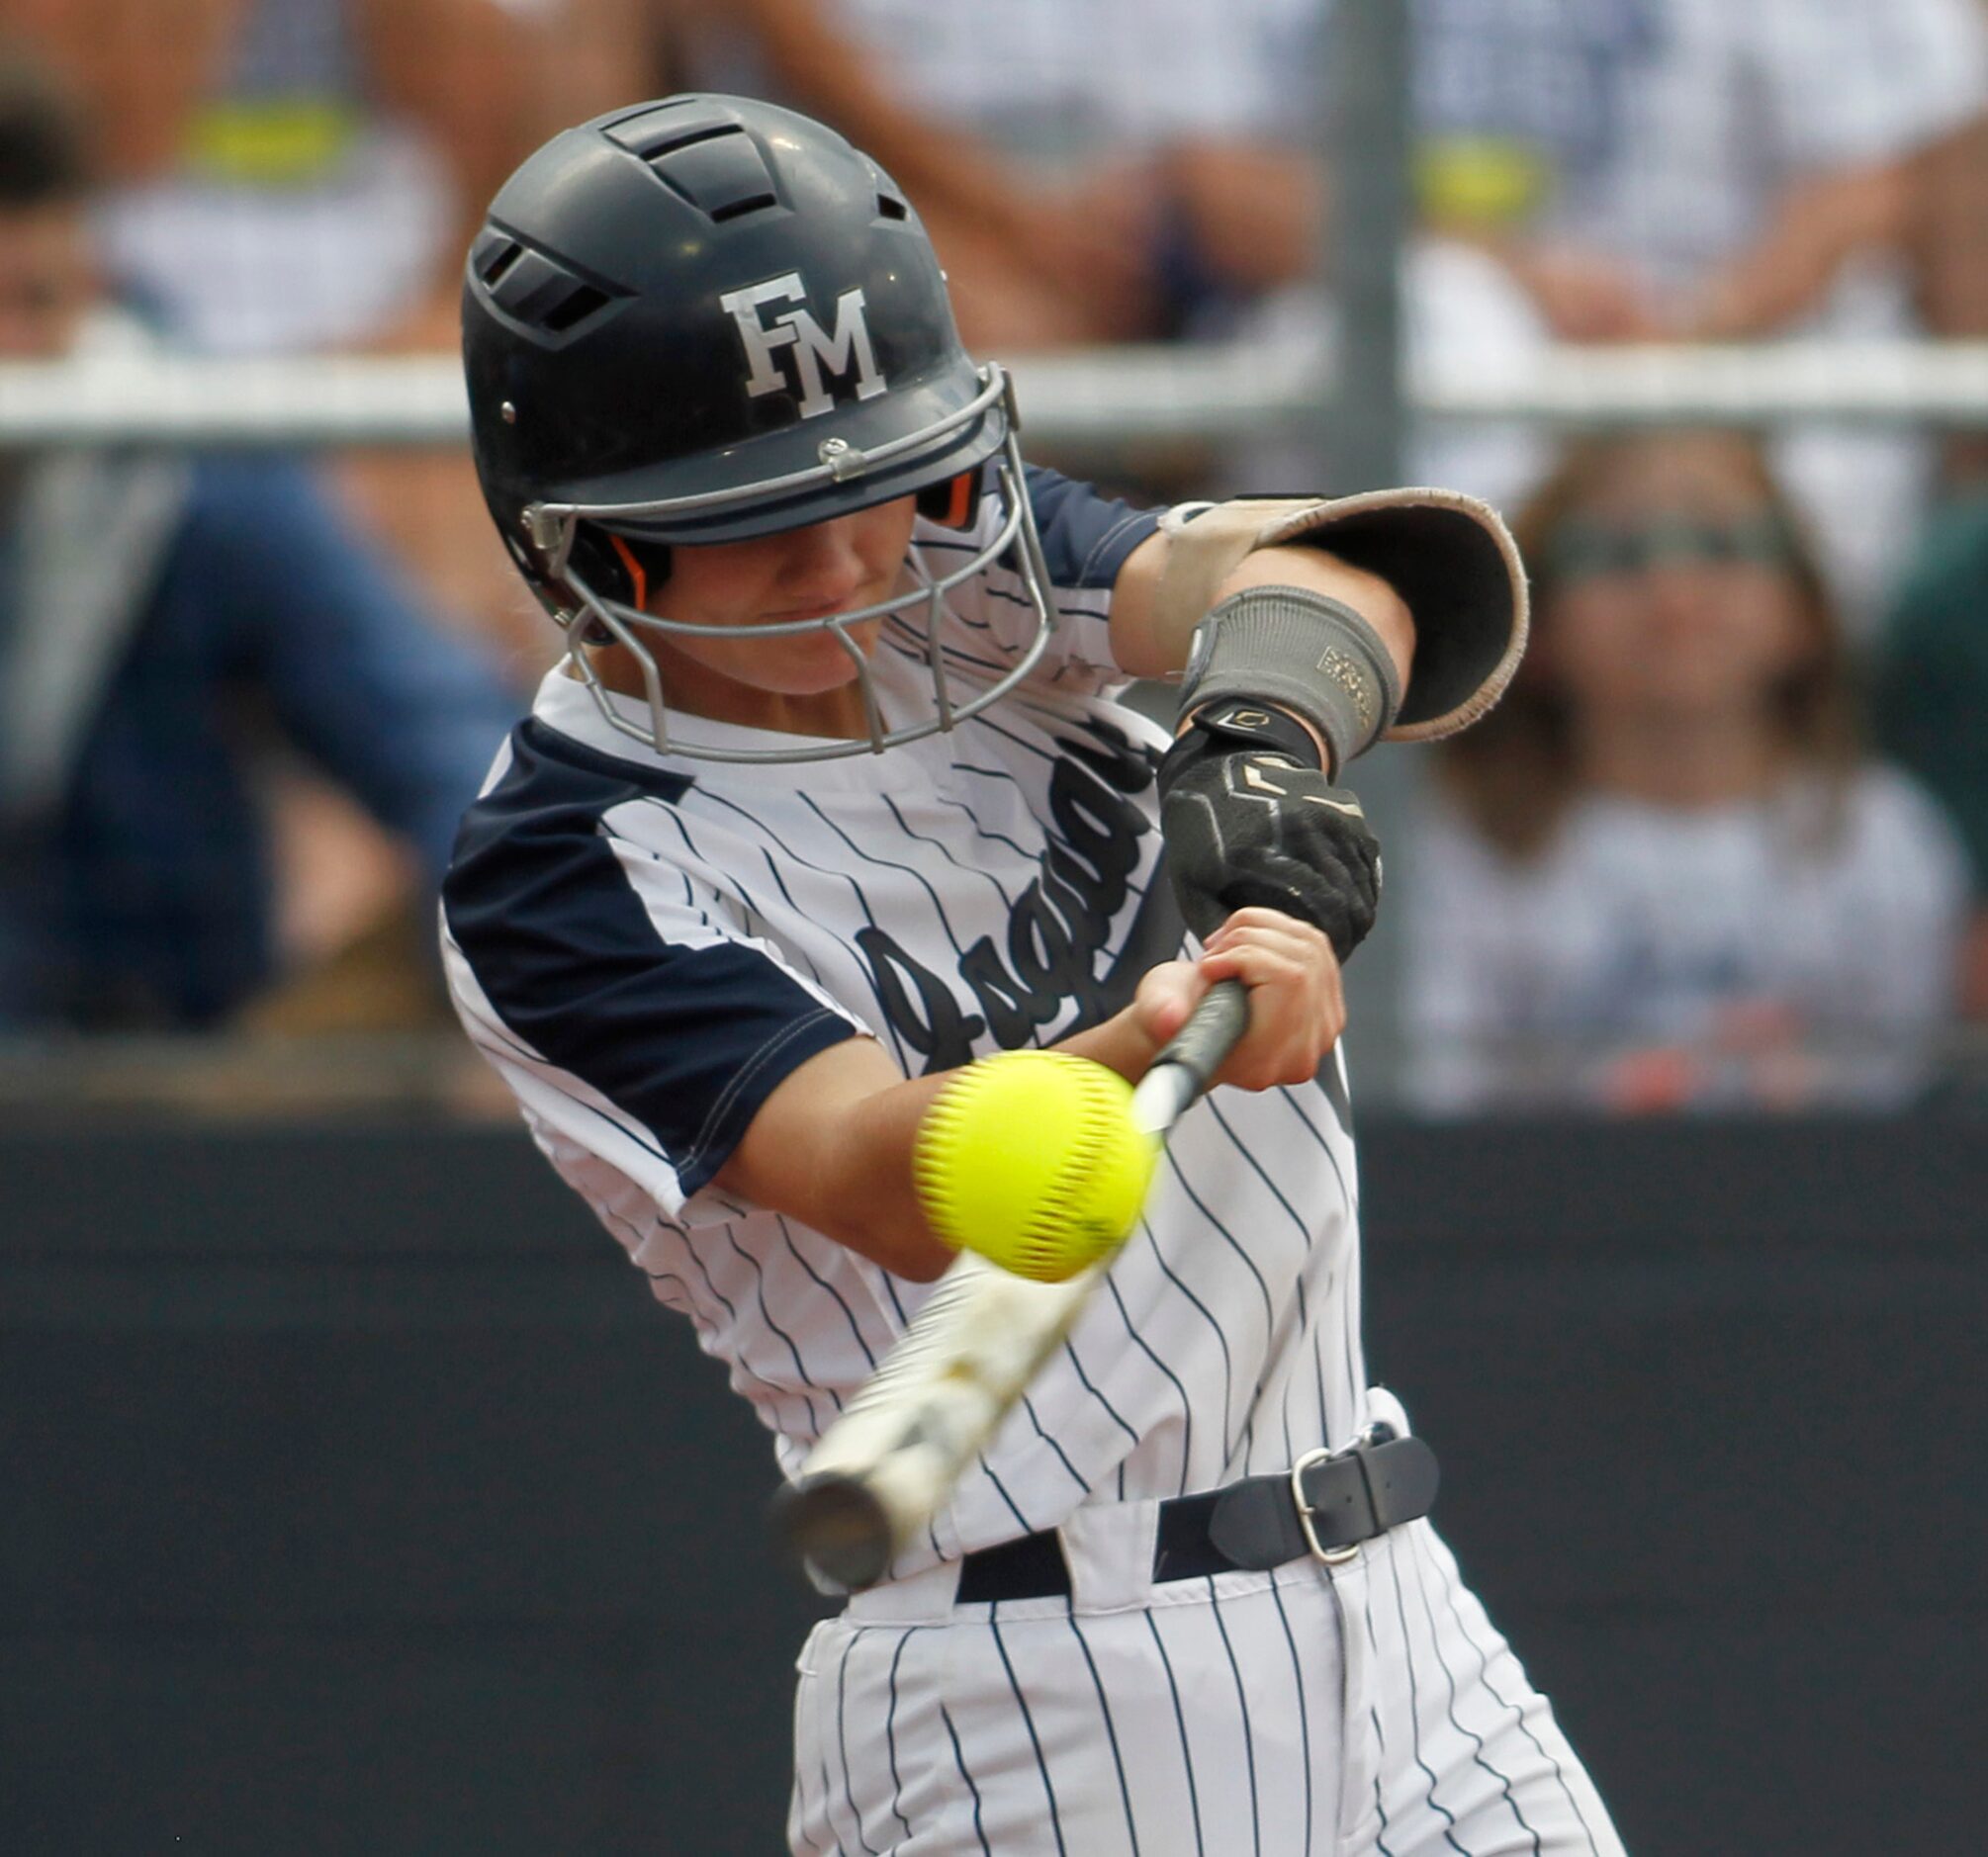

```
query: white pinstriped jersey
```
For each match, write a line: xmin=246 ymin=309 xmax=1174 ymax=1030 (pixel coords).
xmin=440 ymin=468 xmax=1371 ymax=1576
xmin=443 ymin=465 xmax=1626 ymax=1857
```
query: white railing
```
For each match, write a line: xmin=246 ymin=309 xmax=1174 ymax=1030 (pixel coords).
xmin=4 ymin=340 xmax=1987 ymax=451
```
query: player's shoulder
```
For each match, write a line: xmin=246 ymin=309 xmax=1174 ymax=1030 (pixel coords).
xmin=443 ymin=716 xmax=693 ymax=907
xmin=915 ymin=460 xmax=1160 ymax=594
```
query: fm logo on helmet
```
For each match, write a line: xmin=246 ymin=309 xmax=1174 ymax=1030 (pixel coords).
xmin=720 ymin=272 xmax=886 ymax=418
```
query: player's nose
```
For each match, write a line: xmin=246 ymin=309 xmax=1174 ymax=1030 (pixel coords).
xmin=774 ymin=516 xmax=871 ymax=608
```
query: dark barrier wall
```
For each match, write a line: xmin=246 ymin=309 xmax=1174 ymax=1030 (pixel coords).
xmin=2 ymin=1117 xmax=1981 ymax=1855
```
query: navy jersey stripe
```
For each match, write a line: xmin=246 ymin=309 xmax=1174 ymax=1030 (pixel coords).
xmin=1061 ymin=1337 xmax=1140 ymax=1450
xmin=990 ymin=1610 xmax=1069 ymax=1857
xmin=722 ymin=1226 xmax=837 ymax=1431
xmin=774 ymin=1216 xmax=879 ymax=1369
xmin=1427 ymin=1538 xmax=1602 ymax=1854
xmin=1364 ymin=1595 xmax=1401 ymax=1855
xmin=1406 ymin=1532 xmax=1542 ymax=1854
xmin=444 ymin=721 xmax=858 ymax=1200
xmin=1143 ymin=1610 xmax=1207 ymax=1856
xmin=941 ymin=1702 xmax=993 ymax=1857
xmin=1066 ymin=1608 xmax=1143 ymax=1855
xmin=883 ymin=1629 xmax=920 ymax=1845
xmin=1138 ymin=1210 xmax=1238 ymax=1465
xmin=690 ymin=786 xmax=916 ymax=1073
xmin=1384 ymin=1544 xmax=1471 ymax=1852
xmin=1104 ymin=1272 xmax=1195 ymax=1497
xmin=1268 ymin=1580 xmax=1317 ymax=1857
xmin=879 ymin=791 xmax=1016 ymax=909
xmin=1208 ymin=1582 xmax=1263 ymax=1857
xmin=833 ymin=1631 xmax=884 ymax=1857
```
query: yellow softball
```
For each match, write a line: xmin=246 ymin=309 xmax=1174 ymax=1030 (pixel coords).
xmin=913 ymin=1050 xmax=1158 ymax=1282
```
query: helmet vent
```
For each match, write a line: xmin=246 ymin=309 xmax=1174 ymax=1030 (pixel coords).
xmin=477 ymin=236 xmax=618 ymax=337
xmin=604 ymin=105 xmax=787 ymax=221
xmin=472 ymin=227 xmax=524 ymax=286
xmin=643 ymin=128 xmax=782 ymax=222
xmin=875 ymin=191 xmax=909 ymax=222
xmin=539 ymin=283 xmax=611 ymax=332
xmin=708 ymin=189 xmax=778 ymax=223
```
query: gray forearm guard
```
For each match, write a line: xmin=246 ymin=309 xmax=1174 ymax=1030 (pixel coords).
xmin=1154 ymin=487 xmax=1529 ymax=744
xmin=1177 ymin=585 xmax=1404 ymax=778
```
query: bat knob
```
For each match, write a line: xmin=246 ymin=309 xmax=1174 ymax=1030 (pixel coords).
xmin=771 ymin=1473 xmax=894 ymax=1591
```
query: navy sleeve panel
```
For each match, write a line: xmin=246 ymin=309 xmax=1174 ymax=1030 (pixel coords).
xmin=443 ymin=720 xmax=860 ymax=1200
xmin=1024 ymin=464 xmax=1164 ymax=590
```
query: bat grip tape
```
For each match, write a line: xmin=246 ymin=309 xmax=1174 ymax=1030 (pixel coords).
xmin=1140 ymin=977 xmax=1248 ymax=1110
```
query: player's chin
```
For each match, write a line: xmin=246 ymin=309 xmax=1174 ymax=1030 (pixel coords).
xmin=766 ymin=627 xmax=883 ymax=693
xmin=765 ymin=652 xmax=869 ymax=697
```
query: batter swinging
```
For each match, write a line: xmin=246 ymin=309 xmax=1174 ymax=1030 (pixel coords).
xmin=442 ymin=94 xmax=1624 ymax=1856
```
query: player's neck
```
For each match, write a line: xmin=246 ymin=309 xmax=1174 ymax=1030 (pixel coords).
xmin=588 ymin=641 xmax=872 ymax=742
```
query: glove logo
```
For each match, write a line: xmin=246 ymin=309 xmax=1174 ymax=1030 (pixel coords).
xmin=1314 ymin=646 xmax=1376 ymax=733
xmin=1215 ymin=707 xmax=1276 ymax=732
xmin=720 ymin=271 xmax=887 ymax=418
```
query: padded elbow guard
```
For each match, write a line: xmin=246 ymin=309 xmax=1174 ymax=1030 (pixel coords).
xmin=1155 ymin=488 xmax=1529 ymax=749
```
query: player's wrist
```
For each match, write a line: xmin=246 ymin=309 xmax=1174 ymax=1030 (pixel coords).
xmin=1060 ymin=998 xmax=1173 ymax=1084
xmin=1175 ymin=585 xmax=1400 ymax=780
xmin=1162 ymin=700 xmax=1325 ymax=788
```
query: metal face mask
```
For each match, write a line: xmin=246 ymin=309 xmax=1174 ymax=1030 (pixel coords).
xmin=520 ymin=369 xmax=1055 ymax=765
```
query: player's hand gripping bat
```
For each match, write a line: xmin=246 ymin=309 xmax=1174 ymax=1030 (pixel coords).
xmin=772 ymin=980 xmax=1249 ymax=1590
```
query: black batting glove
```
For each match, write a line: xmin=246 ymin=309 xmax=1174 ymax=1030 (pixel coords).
xmin=1156 ymin=703 xmax=1383 ymax=962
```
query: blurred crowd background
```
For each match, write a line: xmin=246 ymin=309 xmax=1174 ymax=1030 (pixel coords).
xmin=3 ymin=0 xmax=1986 ymax=1118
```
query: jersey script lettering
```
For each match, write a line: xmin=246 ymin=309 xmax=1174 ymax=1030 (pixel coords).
xmin=858 ymin=719 xmax=1185 ymax=1071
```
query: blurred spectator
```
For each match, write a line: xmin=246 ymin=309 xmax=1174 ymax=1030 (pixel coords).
xmin=735 ymin=0 xmax=1986 ymax=612
xmin=1875 ymin=110 xmax=1988 ymax=1019
xmin=1412 ymin=0 xmax=1983 ymax=339
xmin=4 ymin=0 xmax=567 ymax=353
xmin=0 ymin=0 xmax=648 ymax=651
xmin=1409 ymin=0 xmax=1988 ymax=614
xmin=1402 ymin=429 xmax=1970 ymax=1114
xmin=687 ymin=0 xmax=1317 ymax=352
xmin=0 ymin=50 xmax=518 ymax=1031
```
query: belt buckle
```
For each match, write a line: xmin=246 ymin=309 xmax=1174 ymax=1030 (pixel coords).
xmin=1290 ymin=1445 xmax=1361 ymax=1565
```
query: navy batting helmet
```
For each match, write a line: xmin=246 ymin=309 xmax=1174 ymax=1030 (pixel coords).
xmin=462 ymin=94 xmax=1052 ymax=762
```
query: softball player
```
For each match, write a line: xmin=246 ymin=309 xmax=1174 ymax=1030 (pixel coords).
xmin=443 ymin=95 xmax=1624 ymax=1856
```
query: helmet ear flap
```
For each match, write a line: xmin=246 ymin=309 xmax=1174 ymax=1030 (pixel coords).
xmin=915 ymin=469 xmax=982 ymax=530
xmin=558 ymin=525 xmax=674 ymax=634
xmin=563 ymin=524 xmax=636 ymax=607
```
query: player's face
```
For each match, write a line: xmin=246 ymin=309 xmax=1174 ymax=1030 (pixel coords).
xmin=1540 ymin=434 xmax=1815 ymax=725
xmin=639 ymin=496 xmax=922 ymax=712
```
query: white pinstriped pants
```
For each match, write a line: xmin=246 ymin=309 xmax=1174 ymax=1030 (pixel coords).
xmin=789 ymin=1420 xmax=1623 ymax=1855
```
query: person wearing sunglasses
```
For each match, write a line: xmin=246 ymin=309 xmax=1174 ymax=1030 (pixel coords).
xmin=1405 ymin=428 xmax=1970 ymax=1113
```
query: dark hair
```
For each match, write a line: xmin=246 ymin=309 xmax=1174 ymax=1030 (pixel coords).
xmin=1436 ymin=430 xmax=1861 ymax=859
xmin=0 ymin=46 xmax=90 ymax=210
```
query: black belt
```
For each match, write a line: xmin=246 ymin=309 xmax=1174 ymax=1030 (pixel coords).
xmin=955 ymin=1431 xmax=1439 ymax=1605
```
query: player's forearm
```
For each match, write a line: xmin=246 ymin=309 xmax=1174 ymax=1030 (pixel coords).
xmin=1112 ymin=532 xmax=1415 ymax=691
xmin=717 ymin=1006 xmax=1168 ymax=1282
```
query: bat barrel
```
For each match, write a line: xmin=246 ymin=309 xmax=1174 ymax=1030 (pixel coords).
xmin=771 ymin=1471 xmax=895 ymax=1590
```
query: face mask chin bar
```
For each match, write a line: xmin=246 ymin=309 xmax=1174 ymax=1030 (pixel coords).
xmin=519 ymin=370 xmax=1059 ymax=765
